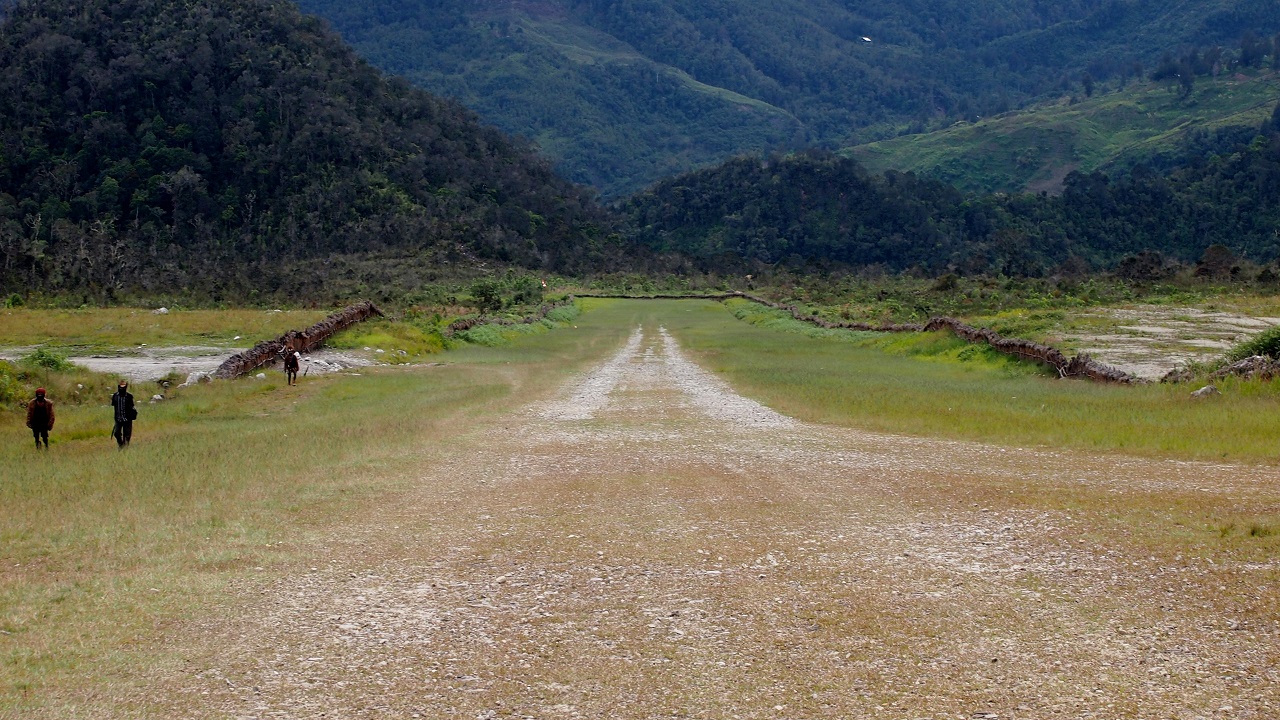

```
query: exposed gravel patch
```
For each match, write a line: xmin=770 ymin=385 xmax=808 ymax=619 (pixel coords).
xmin=0 ymin=345 xmax=382 ymax=382
xmin=1066 ymin=306 xmax=1280 ymax=379
xmin=157 ymin=326 xmax=1280 ymax=719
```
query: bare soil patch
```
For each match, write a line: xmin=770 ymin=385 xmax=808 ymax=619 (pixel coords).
xmin=1065 ymin=305 xmax=1280 ymax=380
xmin=0 ymin=346 xmax=382 ymax=382
xmin=152 ymin=326 xmax=1279 ymax=718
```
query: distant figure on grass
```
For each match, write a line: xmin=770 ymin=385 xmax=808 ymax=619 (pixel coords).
xmin=111 ymin=380 xmax=136 ymax=449
xmin=283 ymin=349 xmax=300 ymax=386
xmin=25 ymin=387 xmax=54 ymax=450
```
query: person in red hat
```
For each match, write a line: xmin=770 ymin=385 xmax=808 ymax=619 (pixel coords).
xmin=25 ymin=387 xmax=55 ymax=450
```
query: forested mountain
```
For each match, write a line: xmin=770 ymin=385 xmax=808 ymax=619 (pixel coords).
xmin=0 ymin=0 xmax=624 ymax=299
xmin=621 ymin=108 xmax=1280 ymax=276
xmin=296 ymin=0 xmax=1280 ymax=196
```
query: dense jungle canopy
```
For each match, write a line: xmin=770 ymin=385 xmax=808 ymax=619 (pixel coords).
xmin=0 ymin=0 xmax=624 ymax=298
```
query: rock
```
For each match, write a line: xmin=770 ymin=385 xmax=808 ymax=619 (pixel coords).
xmin=1211 ymin=355 xmax=1279 ymax=380
xmin=180 ymin=371 xmax=211 ymax=387
xmin=152 ymin=307 xmax=168 ymax=314
xmin=150 ymin=394 xmax=164 ymax=402
xmin=255 ymin=373 xmax=267 ymax=379
xmin=1160 ymin=367 xmax=1196 ymax=384
xmin=1190 ymin=385 xmax=1219 ymax=398
xmin=375 ymin=348 xmax=385 ymax=354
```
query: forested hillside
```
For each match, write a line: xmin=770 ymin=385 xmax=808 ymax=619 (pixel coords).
xmin=848 ymin=71 xmax=1280 ymax=194
xmin=297 ymin=0 xmax=1280 ymax=196
xmin=622 ymin=108 xmax=1280 ymax=276
xmin=0 ymin=0 xmax=624 ymax=299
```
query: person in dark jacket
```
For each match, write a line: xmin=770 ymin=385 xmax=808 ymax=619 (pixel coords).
xmin=111 ymin=380 xmax=135 ymax=449
xmin=25 ymin=387 xmax=54 ymax=450
xmin=283 ymin=349 xmax=300 ymax=385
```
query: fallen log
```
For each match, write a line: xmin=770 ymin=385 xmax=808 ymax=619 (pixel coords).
xmin=212 ymin=301 xmax=384 ymax=379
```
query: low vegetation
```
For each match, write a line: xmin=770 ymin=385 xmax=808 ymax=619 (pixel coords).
xmin=848 ymin=71 xmax=1280 ymax=194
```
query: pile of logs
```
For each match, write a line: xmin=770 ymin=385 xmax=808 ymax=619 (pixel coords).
xmin=212 ymin=301 xmax=383 ymax=379
xmin=1210 ymin=355 xmax=1280 ymax=381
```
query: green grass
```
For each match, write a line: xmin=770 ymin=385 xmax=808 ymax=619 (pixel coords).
xmin=847 ymin=71 xmax=1280 ymax=193
xmin=326 ymin=319 xmax=445 ymax=360
xmin=0 ymin=307 xmax=328 ymax=352
xmin=657 ymin=299 xmax=1280 ymax=461
xmin=0 ymin=298 xmax=631 ymax=715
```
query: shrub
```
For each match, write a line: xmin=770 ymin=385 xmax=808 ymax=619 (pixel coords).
xmin=1226 ymin=325 xmax=1280 ymax=362
xmin=20 ymin=348 xmax=76 ymax=371
xmin=0 ymin=361 xmax=22 ymax=404
xmin=546 ymin=304 xmax=579 ymax=324
xmin=469 ymin=279 xmax=505 ymax=313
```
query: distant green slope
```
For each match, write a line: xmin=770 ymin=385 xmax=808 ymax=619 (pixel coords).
xmin=297 ymin=0 xmax=1280 ymax=197
xmin=847 ymin=72 xmax=1280 ymax=194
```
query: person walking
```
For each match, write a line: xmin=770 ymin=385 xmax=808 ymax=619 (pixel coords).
xmin=283 ymin=349 xmax=300 ymax=386
xmin=111 ymin=380 xmax=136 ymax=449
xmin=25 ymin=387 xmax=54 ymax=450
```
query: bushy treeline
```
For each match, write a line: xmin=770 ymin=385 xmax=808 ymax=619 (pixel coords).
xmin=297 ymin=0 xmax=1280 ymax=196
xmin=620 ymin=110 xmax=1280 ymax=276
xmin=0 ymin=0 xmax=626 ymax=300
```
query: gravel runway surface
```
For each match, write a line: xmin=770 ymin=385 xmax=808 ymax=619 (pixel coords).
xmin=159 ymin=327 xmax=1280 ymax=719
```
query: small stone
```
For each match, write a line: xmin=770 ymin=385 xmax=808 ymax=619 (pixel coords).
xmin=1190 ymin=384 xmax=1219 ymax=399
xmin=255 ymin=373 xmax=266 ymax=379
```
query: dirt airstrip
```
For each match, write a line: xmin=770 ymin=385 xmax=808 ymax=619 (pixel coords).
xmin=156 ymin=326 xmax=1279 ymax=719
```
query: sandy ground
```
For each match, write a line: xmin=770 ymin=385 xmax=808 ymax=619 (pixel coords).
xmin=0 ymin=347 xmax=380 ymax=382
xmin=1065 ymin=306 xmax=1280 ymax=380
xmin=153 ymin=326 xmax=1279 ymax=719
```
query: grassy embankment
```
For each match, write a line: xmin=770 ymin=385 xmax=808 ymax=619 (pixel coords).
xmin=848 ymin=70 xmax=1280 ymax=193
xmin=0 ymin=299 xmax=624 ymax=716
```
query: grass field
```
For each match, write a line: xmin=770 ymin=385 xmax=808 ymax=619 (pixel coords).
xmin=0 ymin=307 xmax=328 ymax=352
xmin=0 ymin=300 xmax=629 ymax=716
xmin=1 ymin=298 xmax=1278 ymax=715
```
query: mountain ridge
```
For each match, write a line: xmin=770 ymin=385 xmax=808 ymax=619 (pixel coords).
xmin=297 ymin=0 xmax=1280 ymax=196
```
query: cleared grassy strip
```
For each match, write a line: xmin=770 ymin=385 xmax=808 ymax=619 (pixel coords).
xmin=658 ymin=299 xmax=1280 ymax=462
xmin=0 ymin=307 xmax=329 ymax=351
xmin=0 ymin=298 xmax=632 ymax=715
